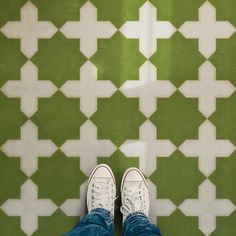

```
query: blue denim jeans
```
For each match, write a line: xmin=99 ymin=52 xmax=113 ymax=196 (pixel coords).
xmin=64 ymin=208 xmax=162 ymax=236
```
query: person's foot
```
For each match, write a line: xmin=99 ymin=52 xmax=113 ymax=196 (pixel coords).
xmin=120 ymin=167 xmax=149 ymax=222
xmin=87 ymin=164 xmax=116 ymax=216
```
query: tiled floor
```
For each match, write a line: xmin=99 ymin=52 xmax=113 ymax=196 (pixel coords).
xmin=0 ymin=0 xmax=236 ymax=235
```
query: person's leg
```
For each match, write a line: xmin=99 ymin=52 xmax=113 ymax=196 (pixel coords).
xmin=120 ymin=168 xmax=162 ymax=236
xmin=123 ymin=212 xmax=161 ymax=236
xmin=64 ymin=164 xmax=116 ymax=236
xmin=65 ymin=208 xmax=114 ymax=236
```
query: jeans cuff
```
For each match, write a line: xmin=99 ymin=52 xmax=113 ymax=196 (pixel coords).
xmin=124 ymin=211 xmax=148 ymax=224
xmin=91 ymin=208 xmax=114 ymax=223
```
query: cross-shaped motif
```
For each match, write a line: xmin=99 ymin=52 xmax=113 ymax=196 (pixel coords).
xmin=179 ymin=120 xmax=235 ymax=177
xmin=1 ymin=61 xmax=57 ymax=117
xmin=179 ymin=180 xmax=236 ymax=235
xmin=120 ymin=120 xmax=176 ymax=176
xmin=120 ymin=61 xmax=176 ymax=117
xmin=1 ymin=120 xmax=57 ymax=176
xmin=1 ymin=2 xmax=57 ymax=58
xmin=1 ymin=180 xmax=57 ymax=235
xmin=179 ymin=61 xmax=235 ymax=118
xmin=120 ymin=1 xmax=176 ymax=57
xmin=60 ymin=1 xmax=117 ymax=58
xmin=60 ymin=120 xmax=116 ymax=176
xmin=60 ymin=61 xmax=116 ymax=117
xmin=179 ymin=1 xmax=235 ymax=58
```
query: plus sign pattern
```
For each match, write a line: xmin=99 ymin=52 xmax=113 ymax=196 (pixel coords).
xmin=0 ymin=0 xmax=236 ymax=235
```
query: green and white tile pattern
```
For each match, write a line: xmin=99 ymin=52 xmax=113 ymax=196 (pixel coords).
xmin=0 ymin=0 xmax=236 ymax=235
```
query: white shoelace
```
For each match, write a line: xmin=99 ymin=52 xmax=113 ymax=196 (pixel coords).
xmin=91 ymin=178 xmax=115 ymax=213
xmin=120 ymin=182 xmax=147 ymax=218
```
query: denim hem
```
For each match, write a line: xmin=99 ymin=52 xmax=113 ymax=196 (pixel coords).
xmin=90 ymin=208 xmax=114 ymax=221
xmin=124 ymin=211 xmax=148 ymax=224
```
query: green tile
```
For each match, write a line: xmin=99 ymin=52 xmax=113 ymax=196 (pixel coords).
xmin=32 ymin=91 xmax=87 ymax=146
xmin=91 ymin=91 xmax=146 ymax=146
xmin=150 ymin=91 xmax=205 ymax=146
xmin=91 ymin=32 xmax=146 ymax=88
xmin=149 ymin=151 xmax=205 ymax=205
xmin=31 ymin=32 xmax=87 ymax=87
xmin=150 ymin=32 xmax=205 ymax=87
xmin=31 ymin=151 xmax=87 ymax=205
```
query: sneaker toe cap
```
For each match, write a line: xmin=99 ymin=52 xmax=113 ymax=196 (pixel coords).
xmin=124 ymin=168 xmax=144 ymax=182
xmin=93 ymin=165 xmax=113 ymax=178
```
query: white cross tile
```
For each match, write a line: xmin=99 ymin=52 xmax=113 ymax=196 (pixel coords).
xmin=1 ymin=179 xmax=57 ymax=235
xmin=179 ymin=180 xmax=236 ymax=235
xmin=179 ymin=1 xmax=235 ymax=58
xmin=1 ymin=2 xmax=57 ymax=58
xmin=120 ymin=2 xmax=176 ymax=57
xmin=179 ymin=120 xmax=235 ymax=177
xmin=1 ymin=61 xmax=57 ymax=117
xmin=60 ymin=1 xmax=117 ymax=58
xmin=1 ymin=120 xmax=57 ymax=176
xmin=120 ymin=61 xmax=176 ymax=117
xmin=60 ymin=61 xmax=116 ymax=117
xmin=120 ymin=120 xmax=176 ymax=176
xmin=179 ymin=61 xmax=235 ymax=118
xmin=60 ymin=120 xmax=116 ymax=176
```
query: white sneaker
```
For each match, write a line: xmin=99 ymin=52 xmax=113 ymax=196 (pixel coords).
xmin=87 ymin=164 xmax=116 ymax=216
xmin=120 ymin=167 xmax=149 ymax=222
